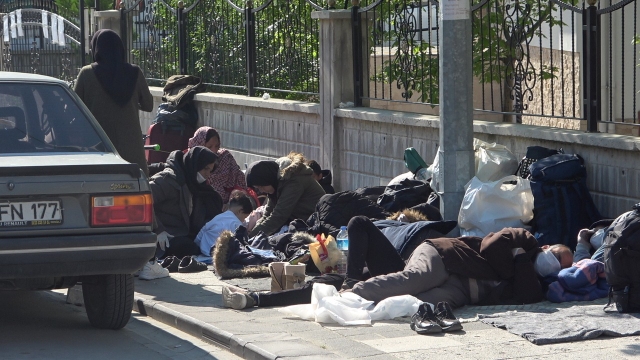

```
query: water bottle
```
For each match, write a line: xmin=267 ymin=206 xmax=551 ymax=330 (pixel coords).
xmin=416 ymin=167 xmax=432 ymax=181
xmin=335 ymin=226 xmax=349 ymax=275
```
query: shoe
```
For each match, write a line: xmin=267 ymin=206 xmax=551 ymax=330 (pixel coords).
xmin=435 ymin=301 xmax=463 ymax=332
xmin=160 ymin=256 xmax=179 ymax=273
xmin=138 ymin=259 xmax=170 ymax=280
xmin=222 ymin=285 xmax=256 ymax=310
xmin=410 ymin=303 xmax=442 ymax=334
xmin=178 ymin=256 xmax=208 ymax=273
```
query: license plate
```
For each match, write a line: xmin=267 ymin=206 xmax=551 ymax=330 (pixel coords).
xmin=0 ymin=200 xmax=63 ymax=227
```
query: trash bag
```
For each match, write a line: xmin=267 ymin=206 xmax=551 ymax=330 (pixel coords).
xmin=474 ymin=138 xmax=519 ymax=182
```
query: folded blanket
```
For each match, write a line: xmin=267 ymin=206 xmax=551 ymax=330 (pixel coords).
xmin=547 ymin=259 xmax=609 ymax=302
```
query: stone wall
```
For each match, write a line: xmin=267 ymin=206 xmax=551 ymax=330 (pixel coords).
xmin=143 ymin=88 xmax=640 ymax=219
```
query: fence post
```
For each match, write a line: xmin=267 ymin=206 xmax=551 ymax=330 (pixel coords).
xmin=245 ymin=1 xmax=257 ymax=97
xmin=119 ymin=1 xmax=127 ymax=55
xmin=351 ymin=1 xmax=362 ymax=107
xmin=177 ymin=1 xmax=187 ymax=75
xmin=80 ymin=0 xmax=86 ymax=66
xmin=438 ymin=0 xmax=474 ymax=224
xmin=583 ymin=0 xmax=600 ymax=132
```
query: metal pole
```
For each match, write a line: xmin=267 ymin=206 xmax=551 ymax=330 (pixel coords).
xmin=584 ymin=2 xmax=599 ymax=132
xmin=80 ymin=0 xmax=86 ymax=66
xmin=437 ymin=0 xmax=474 ymax=224
xmin=177 ymin=1 xmax=187 ymax=75
xmin=245 ymin=1 xmax=256 ymax=96
xmin=351 ymin=2 xmax=362 ymax=107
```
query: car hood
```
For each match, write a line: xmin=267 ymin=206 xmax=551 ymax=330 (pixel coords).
xmin=0 ymin=153 xmax=130 ymax=167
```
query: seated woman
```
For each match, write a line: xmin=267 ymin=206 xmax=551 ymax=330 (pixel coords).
xmin=193 ymin=190 xmax=254 ymax=264
xmin=245 ymin=152 xmax=326 ymax=237
xmin=187 ymin=126 xmax=249 ymax=204
xmin=148 ymin=126 xmax=251 ymax=205
xmin=150 ymin=146 xmax=223 ymax=258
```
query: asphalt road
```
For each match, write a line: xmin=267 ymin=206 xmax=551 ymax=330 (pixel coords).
xmin=0 ymin=289 xmax=240 ymax=360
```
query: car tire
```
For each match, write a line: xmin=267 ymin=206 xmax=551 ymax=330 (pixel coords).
xmin=82 ymin=274 xmax=134 ymax=330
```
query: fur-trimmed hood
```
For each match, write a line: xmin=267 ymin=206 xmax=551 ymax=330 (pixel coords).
xmin=212 ymin=230 xmax=270 ymax=279
xmin=275 ymin=152 xmax=313 ymax=180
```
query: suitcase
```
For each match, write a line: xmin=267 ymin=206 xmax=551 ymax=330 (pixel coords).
xmin=145 ymin=121 xmax=195 ymax=164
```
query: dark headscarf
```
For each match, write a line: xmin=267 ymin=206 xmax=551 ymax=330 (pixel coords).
xmin=90 ymin=29 xmax=139 ymax=107
xmin=183 ymin=146 xmax=218 ymax=193
xmin=245 ymin=160 xmax=279 ymax=191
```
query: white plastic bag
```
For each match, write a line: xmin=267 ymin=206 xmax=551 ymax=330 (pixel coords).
xmin=427 ymin=147 xmax=441 ymax=192
xmin=458 ymin=175 xmax=534 ymax=237
xmin=279 ymin=283 xmax=423 ymax=326
xmin=474 ymin=139 xmax=518 ymax=182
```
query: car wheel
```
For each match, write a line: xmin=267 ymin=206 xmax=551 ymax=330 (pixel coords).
xmin=82 ymin=274 xmax=134 ymax=330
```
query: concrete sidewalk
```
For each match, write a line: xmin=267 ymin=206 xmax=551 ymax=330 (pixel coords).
xmin=131 ymin=271 xmax=640 ymax=360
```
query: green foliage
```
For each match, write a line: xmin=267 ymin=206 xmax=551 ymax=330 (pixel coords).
xmin=375 ymin=0 xmax=577 ymax=109
xmin=132 ymin=0 xmax=319 ymax=101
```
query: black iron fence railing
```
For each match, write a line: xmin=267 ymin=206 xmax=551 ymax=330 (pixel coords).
xmin=355 ymin=0 xmax=639 ymax=129
xmin=1 ymin=0 xmax=637 ymax=128
xmin=121 ymin=0 xmax=320 ymax=101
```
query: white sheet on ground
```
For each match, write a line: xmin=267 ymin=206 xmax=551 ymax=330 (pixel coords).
xmin=278 ymin=283 xmax=423 ymax=326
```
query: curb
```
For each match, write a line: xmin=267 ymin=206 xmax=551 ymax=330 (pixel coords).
xmin=133 ymin=296 xmax=277 ymax=360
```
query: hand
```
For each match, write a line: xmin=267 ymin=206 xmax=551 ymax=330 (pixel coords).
xmin=511 ymin=247 xmax=526 ymax=257
xmin=157 ymin=231 xmax=173 ymax=251
xmin=577 ymin=229 xmax=594 ymax=249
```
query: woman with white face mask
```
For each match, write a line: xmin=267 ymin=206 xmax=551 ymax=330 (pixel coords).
xmin=149 ymin=146 xmax=223 ymax=259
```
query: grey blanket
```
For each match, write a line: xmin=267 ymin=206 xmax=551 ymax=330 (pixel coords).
xmin=479 ymin=304 xmax=640 ymax=345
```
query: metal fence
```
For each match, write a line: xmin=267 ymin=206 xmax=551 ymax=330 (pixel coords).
xmin=356 ymin=0 xmax=639 ymax=128
xmin=0 ymin=0 xmax=86 ymax=83
xmin=120 ymin=0 xmax=320 ymax=100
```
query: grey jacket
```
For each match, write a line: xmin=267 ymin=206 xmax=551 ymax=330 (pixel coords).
xmin=249 ymin=153 xmax=326 ymax=237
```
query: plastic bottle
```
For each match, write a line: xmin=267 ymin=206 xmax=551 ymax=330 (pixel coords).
xmin=335 ymin=226 xmax=349 ymax=275
xmin=416 ymin=167 xmax=432 ymax=181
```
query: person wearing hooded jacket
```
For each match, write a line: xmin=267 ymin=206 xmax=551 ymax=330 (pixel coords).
xmin=74 ymin=29 xmax=153 ymax=177
xmin=150 ymin=146 xmax=223 ymax=258
xmin=245 ymin=152 xmax=326 ymax=237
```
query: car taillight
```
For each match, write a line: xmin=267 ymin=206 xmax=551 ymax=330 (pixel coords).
xmin=91 ymin=194 xmax=153 ymax=227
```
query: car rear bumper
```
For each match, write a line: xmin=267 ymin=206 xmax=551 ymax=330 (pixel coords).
xmin=0 ymin=232 xmax=157 ymax=279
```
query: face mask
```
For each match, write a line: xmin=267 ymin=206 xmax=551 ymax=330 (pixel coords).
xmin=196 ymin=172 xmax=207 ymax=184
xmin=534 ymin=250 xmax=561 ymax=277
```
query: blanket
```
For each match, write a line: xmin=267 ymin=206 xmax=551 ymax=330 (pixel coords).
xmin=479 ymin=304 xmax=640 ymax=345
xmin=546 ymin=259 xmax=609 ymax=303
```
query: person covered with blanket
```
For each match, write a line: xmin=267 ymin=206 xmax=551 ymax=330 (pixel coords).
xmin=222 ymin=220 xmax=573 ymax=310
xmin=244 ymin=152 xmax=325 ymax=237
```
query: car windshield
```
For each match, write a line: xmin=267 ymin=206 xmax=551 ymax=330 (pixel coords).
xmin=0 ymin=82 xmax=108 ymax=154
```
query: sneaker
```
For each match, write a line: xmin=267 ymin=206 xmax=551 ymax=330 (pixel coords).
xmin=160 ymin=256 xmax=180 ymax=273
xmin=222 ymin=285 xmax=256 ymax=310
xmin=139 ymin=259 xmax=170 ymax=280
xmin=435 ymin=301 xmax=463 ymax=332
xmin=178 ymin=256 xmax=208 ymax=273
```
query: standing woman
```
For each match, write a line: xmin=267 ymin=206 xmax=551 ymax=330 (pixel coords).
xmin=74 ymin=29 xmax=153 ymax=176
xmin=187 ymin=126 xmax=248 ymax=203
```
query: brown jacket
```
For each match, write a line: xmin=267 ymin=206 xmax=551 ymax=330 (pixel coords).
xmin=74 ymin=65 xmax=153 ymax=176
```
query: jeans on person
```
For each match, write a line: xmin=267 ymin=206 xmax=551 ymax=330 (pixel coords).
xmin=257 ymin=273 xmax=345 ymax=307
xmin=346 ymin=216 xmax=406 ymax=280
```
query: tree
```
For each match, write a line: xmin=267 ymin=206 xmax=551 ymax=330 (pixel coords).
xmin=375 ymin=0 xmax=574 ymax=122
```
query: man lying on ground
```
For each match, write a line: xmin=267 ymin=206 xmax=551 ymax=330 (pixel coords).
xmin=222 ymin=217 xmax=573 ymax=310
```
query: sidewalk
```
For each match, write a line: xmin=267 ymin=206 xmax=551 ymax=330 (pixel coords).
xmin=131 ymin=271 xmax=640 ymax=360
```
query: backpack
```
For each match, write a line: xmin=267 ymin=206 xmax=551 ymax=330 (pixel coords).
xmin=515 ymin=145 xmax=562 ymax=179
xmin=377 ymin=179 xmax=434 ymax=213
xmin=529 ymin=153 xmax=602 ymax=250
xmin=603 ymin=203 xmax=640 ymax=313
